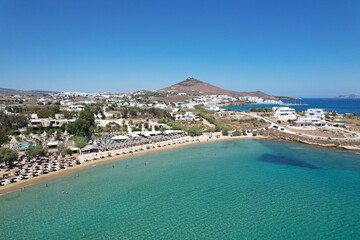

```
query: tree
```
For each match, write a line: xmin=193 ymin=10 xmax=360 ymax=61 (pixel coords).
xmin=25 ymin=145 xmax=47 ymax=160
xmin=0 ymin=148 xmax=18 ymax=167
xmin=62 ymin=110 xmax=76 ymax=119
xmin=58 ymin=143 xmax=72 ymax=157
xmin=11 ymin=114 xmax=28 ymax=129
xmin=0 ymin=129 xmax=9 ymax=146
xmin=232 ymin=131 xmax=242 ymax=136
xmin=37 ymin=108 xmax=53 ymax=118
xmin=67 ymin=107 xmax=95 ymax=137
xmin=49 ymin=105 xmax=60 ymax=114
xmin=121 ymin=108 xmax=128 ymax=118
xmin=0 ymin=112 xmax=28 ymax=131
xmin=188 ymin=127 xmax=203 ymax=137
xmin=222 ymin=129 xmax=229 ymax=136
xmin=129 ymin=107 xmax=138 ymax=117
xmin=73 ymin=136 xmax=88 ymax=148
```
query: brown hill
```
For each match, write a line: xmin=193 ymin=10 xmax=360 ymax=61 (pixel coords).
xmin=160 ymin=77 xmax=276 ymax=99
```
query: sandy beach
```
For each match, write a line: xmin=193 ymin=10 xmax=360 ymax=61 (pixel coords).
xmin=0 ymin=134 xmax=268 ymax=196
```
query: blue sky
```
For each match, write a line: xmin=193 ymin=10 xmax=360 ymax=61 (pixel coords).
xmin=0 ymin=0 xmax=359 ymax=97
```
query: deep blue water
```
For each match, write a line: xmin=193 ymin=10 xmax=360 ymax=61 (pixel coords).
xmin=224 ymin=98 xmax=360 ymax=115
xmin=1 ymin=140 xmax=360 ymax=239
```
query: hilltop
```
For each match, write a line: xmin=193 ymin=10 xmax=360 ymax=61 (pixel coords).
xmin=160 ymin=77 xmax=276 ymax=99
xmin=0 ymin=87 xmax=58 ymax=96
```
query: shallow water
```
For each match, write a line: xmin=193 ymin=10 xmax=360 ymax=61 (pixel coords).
xmin=1 ymin=140 xmax=360 ymax=239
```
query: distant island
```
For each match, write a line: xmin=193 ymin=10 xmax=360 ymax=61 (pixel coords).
xmin=337 ymin=94 xmax=360 ymax=99
xmin=0 ymin=87 xmax=58 ymax=96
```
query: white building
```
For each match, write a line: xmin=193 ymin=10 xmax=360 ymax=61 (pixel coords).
xmin=273 ymin=107 xmax=297 ymax=120
xmin=68 ymin=105 xmax=85 ymax=111
xmin=175 ymin=112 xmax=200 ymax=121
xmin=293 ymin=108 xmax=326 ymax=127
xmin=305 ymin=109 xmax=325 ymax=120
xmin=29 ymin=118 xmax=75 ymax=128
xmin=205 ymin=106 xmax=220 ymax=111
xmin=294 ymin=117 xmax=326 ymax=127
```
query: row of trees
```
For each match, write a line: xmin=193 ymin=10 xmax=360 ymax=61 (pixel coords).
xmin=0 ymin=112 xmax=28 ymax=145
xmin=0 ymin=145 xmax=48 ymax=167
xmin=120 ymin=107 xmax=172 ymax=119
xmin=6 ymin=105 xmax=61 ymax=118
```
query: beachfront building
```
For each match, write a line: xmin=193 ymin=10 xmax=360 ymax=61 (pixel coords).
xmin=273 ymin=107 xmax=297 ymax=120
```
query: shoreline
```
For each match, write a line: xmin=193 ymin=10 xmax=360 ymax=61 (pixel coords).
xmin=1 ymin=133 xmax=359 ymax=196
xmin=0 ymin=134 xmax=268 ymax=196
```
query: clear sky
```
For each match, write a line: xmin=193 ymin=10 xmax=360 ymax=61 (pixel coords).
xmin=0 ymin=0 xmax=359 ymax=97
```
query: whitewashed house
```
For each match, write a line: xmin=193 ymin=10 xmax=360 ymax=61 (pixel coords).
xmin=273 ymin=107 xmax=297 ymax=120
xmin=294 ymin=108 xmax=327 ymax=127
xmin=305 ymin=109 xmax=325 ymax=120
xmin=294 ymin=117 xmax=326 ymax=127
xmin=175 ymin=112 xmax=200 ymax=121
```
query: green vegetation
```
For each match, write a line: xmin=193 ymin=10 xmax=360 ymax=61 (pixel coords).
xmin=154 ymin=125 xmax=167 ymax=132
xmin=0 ymin=129 xmax=9 ymax=146
xmin=167 ymin=121 xmax=184 ymax=130
xmin=0 ymin=111 xmax=28 ymax=145
xmin=15 ymin=105 xmax=60 ymax=117
xmin=62 ymin=110 xmax=76 ymax=119
xmin=25 ymin=145 xmax=47 ymax=160
xmin=57 ymin=143 xmax=73 ymax=156
xmin=0 ymin=148 xmax=18 ymax=166
xmin=120 ymin=107 xmax=172 ymax=119
xmin=232 ymin=131 xmax=242 ymax=136
xmin=222 ymin=129 xmax=229 ymax=136
xmin=0 ymin=112 xmax=28 ymax=131
xmin=188 ymin=126 xmax=203 ymax=137
xmin=195 ymin=110 xmax=231 ymax=133
xmin=67 ymin=107 xmax=95 ymax=137
xmin=249 ymin=108 xmax=273 ymax=112
xmin=37 ymin=106 xmax=60 ymax=118
xmin=72 ymin=136 xmax=88 ymax=148
xmin=239 ymin=118 xmax=262 ymax=127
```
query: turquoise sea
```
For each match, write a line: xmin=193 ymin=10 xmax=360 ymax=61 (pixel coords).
xmin=1 ymin=140 xmax=360 ymax=239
